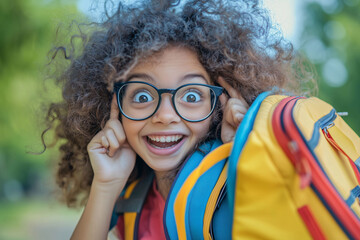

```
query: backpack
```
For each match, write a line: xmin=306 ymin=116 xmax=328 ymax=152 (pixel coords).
xmin=227 ymin=93 xmax=360 ymax=239
xmin=111 ymin=92 xmax=360 ymax=239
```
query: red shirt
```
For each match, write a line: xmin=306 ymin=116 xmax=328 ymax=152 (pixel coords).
xmin=116 ymin=180 xmax=166 ymax=240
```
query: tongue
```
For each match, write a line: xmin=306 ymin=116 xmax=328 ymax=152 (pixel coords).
xmin=148 ymin=138 xmax=182 ymax=149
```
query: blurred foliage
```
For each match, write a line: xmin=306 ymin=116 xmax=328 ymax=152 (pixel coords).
xmin=0 ymin=199 xmax=81 ymax=239
xmin=0 ymin=0 xmax=84 ymax=200
xmin=300 ymin=0 xmax=360 ymax=134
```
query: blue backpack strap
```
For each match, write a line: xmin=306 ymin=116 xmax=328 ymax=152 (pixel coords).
xmin=185 ymin=156 xmax=227 ymax=239
xmin=164 ymin=140 xmax=223 ymax=240
xmin=227 ymin=91 xmax=272 ymax=217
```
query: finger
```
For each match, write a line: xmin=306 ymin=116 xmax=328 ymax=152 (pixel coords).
xmin=105 ymin=119 xmax=127 ymax=146
xmin=217 ymin=77 xmax=237 ymax=98
xmin=227 ymin=98 xmax=249 ymax=113
xmin=217 ymin=77 xmax=249 ymax=108
xmin=110 ymin=93 xmax=120 ymax=120
xmin=233 ymin=111 xmax=245 ymax=126
xmin=225 ymin=108 xmax=245 ymax=128
xmin=223 ymin=107 xmax=238 ymax=129
xmin=104 ymin=129 xmax=120 ymax=157
xmin=223 ymin=99 xmax=248 ymax=127
xmin=220 ymin=118 xmax=236 ymax=143
xmin=101 ymin=135 xmax=110 ymax=149
xmin=87 ymin=130 xmax=109 ymax=153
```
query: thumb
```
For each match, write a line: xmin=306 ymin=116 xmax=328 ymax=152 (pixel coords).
xmin=221 ymin=123 xmax=235 ymax=143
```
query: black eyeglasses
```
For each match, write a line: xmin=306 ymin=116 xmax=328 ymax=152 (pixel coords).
xmin=113 ymin=81 xmax=223 ymax=122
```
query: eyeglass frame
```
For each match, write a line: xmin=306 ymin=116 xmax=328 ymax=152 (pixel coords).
xmin=113 ymin=81 xmax=224 ymax=122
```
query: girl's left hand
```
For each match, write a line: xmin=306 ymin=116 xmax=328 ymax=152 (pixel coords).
xmin=218 ymin=77 xmax=249 ymax=143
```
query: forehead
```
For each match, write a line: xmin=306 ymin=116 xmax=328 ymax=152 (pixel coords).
xmin=127 ymin=46 xmax=210 ymax=85
xmin=137 ymin=47 xmax=200 ymax=66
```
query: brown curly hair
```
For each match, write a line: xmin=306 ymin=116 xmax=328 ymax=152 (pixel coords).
xmin=43 ymin=0 xmax=314 ymax=206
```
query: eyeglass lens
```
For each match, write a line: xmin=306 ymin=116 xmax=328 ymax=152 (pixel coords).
xmin=118 ymin=82 xmax=216 ymax=121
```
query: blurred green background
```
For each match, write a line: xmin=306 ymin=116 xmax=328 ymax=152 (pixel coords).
xmin=0 ymin=0 xmax=83 ymax=239
xmin=0 ymin=0 xmax=359 ymax=239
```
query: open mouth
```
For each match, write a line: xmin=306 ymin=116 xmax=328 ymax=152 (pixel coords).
xmin=147 ymin=135 xmax=184 ymax=149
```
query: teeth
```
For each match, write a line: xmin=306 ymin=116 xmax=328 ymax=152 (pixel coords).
xmin=148 ymin=135 xmax=182 ymax=143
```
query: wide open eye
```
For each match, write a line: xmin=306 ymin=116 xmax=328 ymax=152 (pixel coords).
xmin=133 ymin=91 xmax=154 ymax=103
xmin=181 ymin=90 xmax=202 ymax=103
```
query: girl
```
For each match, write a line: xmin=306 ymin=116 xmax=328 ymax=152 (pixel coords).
xmin=43 ymin=0 xmax=307 ymax=239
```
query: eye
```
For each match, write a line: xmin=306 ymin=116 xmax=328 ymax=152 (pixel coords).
xmin=133 ymin=91 xmax=154 ymax=103
xmin=182 ymin=91 xmax=201 ymax=103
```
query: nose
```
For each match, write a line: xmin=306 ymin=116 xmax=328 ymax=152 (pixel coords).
xmin=151 ymin=94 xmax=181 ymax=124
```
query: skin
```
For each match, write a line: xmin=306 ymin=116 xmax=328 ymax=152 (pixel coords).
xmin=71 ymin=46 xmax=248 ymax=240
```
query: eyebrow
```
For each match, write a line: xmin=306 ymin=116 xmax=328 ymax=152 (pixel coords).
xmin=125 ymin=73 xmax=154 ymax=83
xmin=182 ymin=74 xmax=209 ymax=83
xmin=125 ymin=73 xmax=209 ymax=84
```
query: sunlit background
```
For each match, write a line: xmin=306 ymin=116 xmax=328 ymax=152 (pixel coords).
xmin=1 ymin=0 xmax=359 ymax=239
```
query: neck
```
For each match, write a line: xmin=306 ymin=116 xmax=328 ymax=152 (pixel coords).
xmin=154 ymin=170 xmax=176 ymax=201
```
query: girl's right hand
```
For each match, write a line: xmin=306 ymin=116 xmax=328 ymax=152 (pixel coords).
xmin=87 ymin=95 xmax=136 ymax=188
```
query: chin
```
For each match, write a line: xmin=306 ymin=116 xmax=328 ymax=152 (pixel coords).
xmin=150 ymin=162 xmax=180 ymax=173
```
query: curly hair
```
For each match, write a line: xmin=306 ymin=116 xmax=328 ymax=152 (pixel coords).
xmin=43 ymin=0 xmax=314 ymax=206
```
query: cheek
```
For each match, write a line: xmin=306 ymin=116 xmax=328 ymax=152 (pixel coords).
xmin=188 ymin=118 xmax=212 ymax=140
xmin=121 ymin=118 xmax=142 ymax=146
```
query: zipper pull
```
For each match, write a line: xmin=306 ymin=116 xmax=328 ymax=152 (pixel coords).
xmin=323 ymin=122 xmax=334 ymax=135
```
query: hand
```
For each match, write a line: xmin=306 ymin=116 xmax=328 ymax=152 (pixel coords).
xmin=218 ymin=77 xmax=249 ymax=143
xmin=87 ymin=94 xmax=136 ymax=187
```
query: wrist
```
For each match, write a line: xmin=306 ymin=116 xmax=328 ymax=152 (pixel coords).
xmin=90 ymin=178 xmax=127 ymax=201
